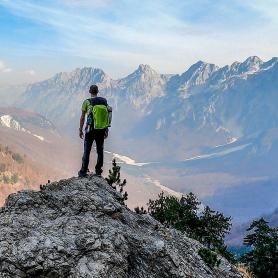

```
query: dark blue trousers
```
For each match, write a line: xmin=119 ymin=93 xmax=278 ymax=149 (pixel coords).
xmin=80 ymin=129 xmax=105 ymax=174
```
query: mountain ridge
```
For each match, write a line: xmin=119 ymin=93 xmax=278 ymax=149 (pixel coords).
xmin=25 ymin=55 xmax=276 ymax=85
xmin=6 ymin=56 xmax=278 ymax=223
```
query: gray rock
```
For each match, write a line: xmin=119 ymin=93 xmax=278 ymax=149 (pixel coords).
xmin=0 ymin=175 xmax=243 ymax=278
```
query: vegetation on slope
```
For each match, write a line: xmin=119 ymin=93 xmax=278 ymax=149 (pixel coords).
xmin=240 ymin=218 xmax=278 ymax=277
xmin=142 ymin=192 xmax=235 ymax=264
xmin=0 ymin=144 xmax=58 ymax=206
xmin=0 ymin=145 xmax=25 ymax=186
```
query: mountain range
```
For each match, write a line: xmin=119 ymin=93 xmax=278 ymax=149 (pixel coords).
xmin=1 ymin=56 xmax=277 ymax=224
xmin=16 ymin=56 xmax=278 ymax=159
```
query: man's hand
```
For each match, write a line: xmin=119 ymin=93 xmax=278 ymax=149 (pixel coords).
xmin=79 ymin=111 xmax=86 ymax=139
xmin=104 ymin=128 xmax=109 ymax=139
xmin=79 ymin=129 xmax=84 ymax=139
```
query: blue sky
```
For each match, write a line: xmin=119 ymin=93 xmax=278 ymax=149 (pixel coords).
xmin=0 ymin=0 xmax=278 ymax=85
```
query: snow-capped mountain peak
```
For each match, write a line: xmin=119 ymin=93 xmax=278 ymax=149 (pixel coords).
xmin=210 ymin=56 xmax=266 ymax=84
xmin=0 ymin=114 xmax=45 ymax=141
xmin=53 ymin=67 xmax=112 ymax=85
xmin=137 ymin=64 xmax=155 ymax=73
xmin=180 ymin=60 xmax=218 ymax=83
xmin=0 ymin=115 xmax=21 ymax=130
xmin=261 ymin=57 xmax=278 ymax=71
xmin=243 ymin=55 xmax=263 ymax=65
xmin=167 ymin=60 xmax=219 ymax=97
xmin=127 ymin=64 xmax=158 ymax=79
xmin=238 ymin=56 xmax=263 ymax=75
xmin=116 ymin=64 xmax=166 ymax=109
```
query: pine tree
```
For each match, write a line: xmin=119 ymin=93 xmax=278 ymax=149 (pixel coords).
xmin=106 ymin=159 xmax=128 ymax=204
xmin=240 ymin=218 xmax=278 ymax=277
xmin=148 ymin=192 xmax=202 ymax=236
xmin=198 ymin=206 xmax=231 ymax=249
xmin=179 ymin=192 xmax=201 ymax=237
xmin=148 ymin=193 xmax=183 ymax=229
xmin=147 ymin=192 xmax=234 ymax=262
xmin=198 ymin=206 xmax=234 ymax=262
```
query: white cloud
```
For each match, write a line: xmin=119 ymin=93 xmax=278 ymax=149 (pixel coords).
xmin=1 ymin=0 xmax=278 ymax=78
xmin=0 ymin=60 xmax=12 ymax=73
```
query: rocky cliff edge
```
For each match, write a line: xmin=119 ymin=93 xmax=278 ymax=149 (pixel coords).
xmin=0 ymin=175 xmax=243 ymax=278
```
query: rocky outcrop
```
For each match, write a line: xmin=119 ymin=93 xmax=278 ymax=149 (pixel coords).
xmin=0 ymin=175 xmax=243 ymax=277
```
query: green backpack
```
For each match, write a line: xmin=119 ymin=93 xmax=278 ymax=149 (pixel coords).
xmin=92 ymin=104 xmax=110 ymax=129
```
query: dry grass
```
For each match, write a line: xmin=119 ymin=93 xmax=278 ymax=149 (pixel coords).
xmin=237 ymin=265 xmax=254 ymax=278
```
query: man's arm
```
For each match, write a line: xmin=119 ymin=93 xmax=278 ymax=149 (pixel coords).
xmin=79 ymin=111 xmax=86 ymax=139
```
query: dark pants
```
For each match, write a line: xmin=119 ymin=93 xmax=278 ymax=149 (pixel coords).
xmin=80 ymin=129 xmax=105 ymax=174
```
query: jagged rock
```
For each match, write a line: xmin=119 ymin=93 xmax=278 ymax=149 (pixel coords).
xmin=0 ymin=175 xmax=243 ymax=278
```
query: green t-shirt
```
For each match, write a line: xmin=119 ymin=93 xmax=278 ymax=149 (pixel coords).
xmin=81 ymin=99 xmax=93 ymax=115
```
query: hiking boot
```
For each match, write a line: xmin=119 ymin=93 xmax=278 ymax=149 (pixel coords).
xmin=95 ymin=168 xmax=103 ymax=176
xmin=78 ymin=170 xmax=88 ymax=178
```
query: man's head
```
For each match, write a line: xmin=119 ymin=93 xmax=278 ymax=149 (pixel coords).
xmin=89 ymin=85 xmax=98 ymax=96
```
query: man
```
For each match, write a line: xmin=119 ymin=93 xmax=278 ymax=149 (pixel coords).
xmin=78 ymin=84 xmax=110 ymax=177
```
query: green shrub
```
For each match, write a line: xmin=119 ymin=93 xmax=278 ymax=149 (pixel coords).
xmin=12 ymin=153 xmax=23 ymax=163
xmin=134 ymin=206 xmax=147 ymax=214
xmin=0 ymin=163 xmax=6 ymax=173
xmin=147 ymin=192 xmax=234 ymax=262
xmin=11 ymin=173 xmax=18 ymax=184
xmin=198 ymin=248 xmax=221 ymax=268
xmin=2 ymin=175 xmax=10 ymax=184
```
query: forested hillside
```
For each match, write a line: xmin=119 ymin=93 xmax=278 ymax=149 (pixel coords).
xmin=0 ymin=144 xmax=58 ymax=206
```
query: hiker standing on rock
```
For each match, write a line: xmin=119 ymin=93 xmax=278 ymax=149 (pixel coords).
xmin=78 ymin=85 xmax=112 ymax=177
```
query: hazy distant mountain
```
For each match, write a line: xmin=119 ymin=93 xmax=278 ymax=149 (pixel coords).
xmin=0 ymin=107 xmax=57 ymax=140
xmin=0 ymin=107 xmax=77 ymax=178
xmin=15 ymin=54 xmax=278 ymax=168
xmin=144 ymin=56 xmax=278 ymax=140
xmin=11 ymin=56 xmax=278 ymax=222
xmin=16 ymin=68 xmax=114 ymax=131
xmin=116 ymin=64 xmax=170 ymax=110
xmin=0 ymin=107 xmax=182 ymax=210
xmin=0 ymin=108 xmax=63 ymax=206
xmin=0 ymin=84 xmax=27 ymax=106
xmin=226 ymin=208 xmax=278 ymax=247
xmin=17 ymin=56 xmax=278 ymax=158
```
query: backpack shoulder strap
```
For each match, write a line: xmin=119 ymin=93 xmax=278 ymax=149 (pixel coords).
xmin=88 ymin=98 xmax=94 ymax=106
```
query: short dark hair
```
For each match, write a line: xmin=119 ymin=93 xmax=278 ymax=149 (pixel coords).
xmin=89 ymin=85 xmax=98 ymax=95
